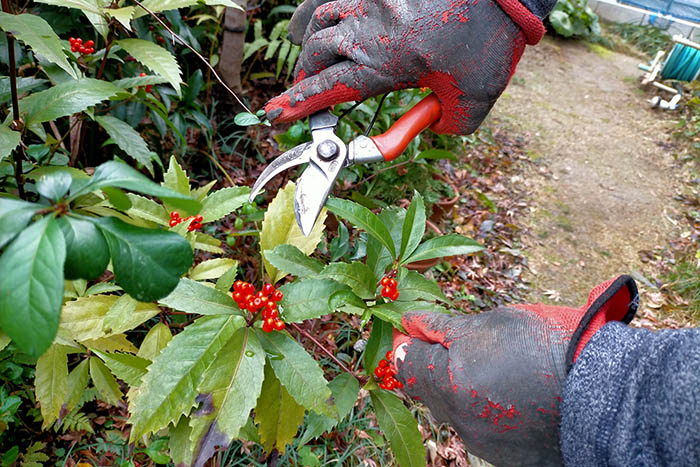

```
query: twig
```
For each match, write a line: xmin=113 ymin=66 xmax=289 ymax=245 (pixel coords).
xmin=96 ymin=34 xmax=114 ymax=80
xmin=290 ymin=322 xmax=363 ymax=382
xmin=357 ymin=159 xmax=413 ymax=186
xmin=130 ymin=0 xmax=252 ymax=114
xmin=2 ymin=0 xmax=25 ymax=199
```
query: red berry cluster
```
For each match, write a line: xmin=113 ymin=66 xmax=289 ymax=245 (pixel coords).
xmin=169 ymin=211 xmax=203 ymax=232
xmin=374 ymin=351 xmax=403 ymax=391
xmin=69 ymin=37 xmax=94 ymax=55
xmin=379 ymin=276 xmax=399 ymax=301
xmin=232 ymin=281 xmax=285 ymax=333
xmin=139 ymin=72 xmax=153 ymax=93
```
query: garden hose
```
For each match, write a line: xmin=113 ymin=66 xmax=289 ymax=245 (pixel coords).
xmin=661 ymin=43 xmax=700 ymax=81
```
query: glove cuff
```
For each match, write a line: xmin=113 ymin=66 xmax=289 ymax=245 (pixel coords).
xmin=565 ymin=274 xmax=639 ymax=372
xmin=493 ymin=0 xmax=546 ymax=45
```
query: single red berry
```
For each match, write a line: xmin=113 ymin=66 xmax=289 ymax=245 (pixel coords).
xmin=384 ymin=369 xmax=395 ymax=379
xmin=85 ymin=39 xmax=94 ymax=48
xmin=390 ymin=290 xmax=400 ymax=301
xmin=264 ymin=317 xmax=275 ymax=328
xmin=374 ymin=366 xmax=385 ymax=378
xmin=71 ymin=45 xmax=78 ymax=52
xmin=140 ymin=72 xmax=147 ymax=77
xmin=380 ymin=277 xmax=390 ymax=286
xmin=148 ymin=25 xmax=154 ymax=31
xmin=262 ymin=284 xmax=274 ymax=296
xmin=168 ymin=219 xmax=178 ymax=227
xmin=232 ymin=291 xmax=243 ymax=301
xmin=244 ymin=283 xmax=255 ymax=295
xmin=170 ymin=211 xmax=179 ymax=219
xmin=265 ymin=300 xmax=277 ymax=310
xmin=76 ymin=37 xmax=82 ymax=44
xmin=385 ymin=380 xmax=395 ymax=391
xmin=273 ymin=320 xmax=285 ymax=331
xmin=157 ymin=36 xmax=165 ymax=43
xmin=194 ymin=214 xmax=203 ymax=222
xmin=193 ymin=222 xmax=202 ymax=230
xmin=238 ymin=300 xmax=247 ymax=310
xmin=145 ymin=84 xmax=153 ymax=93
xmin=253 ymin=298 xmax=262 ymax=310
xmin=388 ymin=278 xmax=397 ymax=288
xmin=262 ymin=321 xmax=272 ymax=333
xmin=381 ymin=286 xmax=391 ymax=297
xmin=233 ymin=281 xmax=243 ymax=292
xmin=272 ymin=290 xmax=284 ymax=302
xmin=379 ymin=381 xmax=387 ymax=390
xmin=378 ymin=359 xmax=388 ymax=368
xmin=385 ymin=350 xmax=394 ymax=361
xmin=267 ymin=308 xmax=278 ymax=319
xmin=69 ymin=37 xmax=75 ymax=43
xmin=396 ymin=380 xmax=404 ymax=389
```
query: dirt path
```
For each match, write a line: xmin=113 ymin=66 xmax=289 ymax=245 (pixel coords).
xmin=487 ymin=37 xmax=683 ymax=306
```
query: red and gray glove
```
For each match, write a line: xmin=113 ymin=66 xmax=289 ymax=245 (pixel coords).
xmin=264 ymin=0 xmax=547 ymax=134
xmin=391 ymin=275 xmax=639 ymax=466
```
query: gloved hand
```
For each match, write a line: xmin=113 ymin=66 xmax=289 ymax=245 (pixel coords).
xmin=391 ymin=275 xmax=639 ymax=466
xmin=264 ymin=0 xmax=547 ymax=134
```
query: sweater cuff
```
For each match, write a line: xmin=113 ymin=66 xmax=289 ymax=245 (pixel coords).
xmin=561 ymin=322 xmax=700 ymax=466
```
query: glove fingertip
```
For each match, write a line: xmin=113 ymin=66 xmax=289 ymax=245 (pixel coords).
xmin=402 ymin=311 xmax=451 ymax=347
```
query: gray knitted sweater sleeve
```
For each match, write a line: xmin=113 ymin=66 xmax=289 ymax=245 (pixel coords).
xmin=560 ymin=322 xmax=700 ymax=466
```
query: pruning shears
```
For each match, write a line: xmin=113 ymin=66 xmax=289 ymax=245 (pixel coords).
xmin=249 ymin=94 xmax=442 ymax=236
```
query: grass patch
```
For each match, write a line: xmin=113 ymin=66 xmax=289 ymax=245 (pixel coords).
xmin=663 ymin=258 xmax=700 ymax=322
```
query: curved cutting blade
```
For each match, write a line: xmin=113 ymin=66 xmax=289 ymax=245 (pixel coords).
xmin=294 ymin=159 xmax=333 ymax=237
xmin=248 ymin=142 xmax=312 ymax=202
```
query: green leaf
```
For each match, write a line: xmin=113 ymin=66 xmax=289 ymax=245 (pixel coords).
xmin=0 ymin=13 xmax=77 ymax=79
xmin=133 ymin=0 xmax=240 ymax=18
xmin=190 ymin=328 xmax=265 ymax=466
xmin=58 ymin=217 xmax=110 ymax=281
xmin=158 ymin=278 xmax=242 ymax=315
xmin=113 ymin=75 xmax=169 ymax=89
xmin=0 ymin=76 xmax=48 ymax=105
xmin=328 ymin=289 xmax=366 ymax=315
xmin=326 ymin=197 xmax=395 ymax=260
xmin=200 ymin=186 xmax=250 ymax=223
xmin=82 ymin=334 xmax=138 ymax=353
xmin=137 ymin=322 xmax=172 ymax=361
xmin=215 ymin=266 xmax=238 ymax=293
xmin=370 ymin=389 xmax=426 ymax=467
xmin=396 ymin=269 xmax=447 ymax=303
xmin=75 ymin=160 xmax=200 ymax=213
xmin=399 ymin=191 xmax=426 ymax=261
xmin=89 ymin=356 xmax=122 ymax=405
xmin=0 ymin=198 xmax=42 ymax=249
xmin=402 ymin=234 xmax=483 ymax=265
xmin=0 ymin=125 xmax=20 ymax=163
xmin=103 ymin=187 xmax=133 ymax=211
xmin=367 ymin=208 xmax=405 ymax=278
xmin=191 ymin=180 xmax=216 ymax=202
xmin=278 ymin=278 xmax=350 ymax=322
xmin=299 ymin=373 xmax=359 ymax=445
xmin=264 ymin=244 xmax=324 ymax=278
xmin=550 ymin=10 xmax=574 ymax=37
xmin=117 ymin=39 xmax=182 ymax=97
xmin=95 ymin=216 xmax=193 ymax=302
xmin=20 ymin=79 xmax=120 ymax=126
xmin=62 ymin=358 xmax=89 ymax=417
xmin=124 ymin=193 xmax=169 ymax=225
xmin=0 ymin=331 xmax=10 ymax=352
xmin=0 ymin=216 xmax=65 ymax=357
xmin=169 ymin=416 xmax=195 ymax=466
xmin=257 ymin=330 xmax=333 ymax=416
xmin=35 ymin=344 xmax=69 ymax=428
xmin=102 ymin=294 xmax=160 ymax=335
xmin=163 ymin=155 xmax=190 ymax=197
xmin=318 ymin=261 xmax=377 ymax=299
xmin=364 ymin=318 xmax=393 ymax=373
xmin=96 ymin=116 xmax=155 ymax=175
xmin=260 ymin=182 xmax=326 ymax=283
xmin=234 ymin=112 xmax=261 ymax=126
xmin=194 ymin=232 xmax=223 ymax=254
xmin=33 ymin=0 xmax=101 ymax=13
xmin=36 ymin=172 xmax=71 ymax=201
xmin=106 ymin=6 xmax=135 ymax=31
xmin=190 ymin=258 xmax=238 ymax=281
xmin=92 ymin=350 xmax=149 ymax=386
xmin=255 ymin=362 xmax=305 ymax=454
xmin=128 ymin=315 xmax=244 ymax=439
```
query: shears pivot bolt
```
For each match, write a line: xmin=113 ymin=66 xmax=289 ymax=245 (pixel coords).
xmin=317 ymin=140 xmax=339 ymax=161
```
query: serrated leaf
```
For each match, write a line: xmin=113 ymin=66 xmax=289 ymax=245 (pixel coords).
xmin=96 ymin=115 xmax=155 ymax=175
xmin=364 ymin=318 xmax=393 ymax=373
xmin=137 ymin=322 xmax=172 ymax=361
xmin=95 ymin=217 xmax=193 ymax=302
xmin=257 ymin=331 xmax=333 ymax=416
xmin=396 ymin=269 xmax=447 ymax=303
xmin=128 ymin=315 xmax=244 ymax=440
xmin=62 ymin=359 xmax=89 ymax=418
xmin=260 ymin=182 xmax=326 ymax=283
xmin=106 ymin=6 xmax=134 ymax=30
xmin=0 ymin=216 xmax=65 ymax=357
xmin=190 ymin=258 xmax=238 ymax=281
xmin=102 ymin=294 xmax=160 ymax=335
xmin=169 ymin=416 xmax=195 ymax=466
xmin=133 ymin=0 xmax=239 ymax=18
xmin=369 ymin=304 xmax=404 ymax=331
xmin=367 ymin=208 xmax=405 ymax=278
xmin=190 ymin=328 xmax=265 ymax=467
xmin=191 ymin=180 xmax=216 ymax=202
xmin=82 ymin=334 xmax=138 ymax=353
xmin=255 ymin=362 xmax=305 ymax=454
xmin=299 ymin=372 xmax=359 ymax=445
xmin=113 ymin=75 xmax=169 ymax=89
xmin=370 ymin=389 xmax=426 ymax=467
xmin=402 ymin=234 xmax=483 ymax=264
xmin=0 ymin=125 xmax=20 ymax=163
xmin=264 ymin=244 xmax=323 ymax=278
xmin=0 ymin=198 xmax=42 ymax=249
xmin=89 ymin=356 xmax=122 ymax=405
xmin=326 ymin=197 xmax=395 ymax=260
xmin=328 ymin=289 xmax=366 ymax=315
xmin=400 ymin=191 xmax=426 ymax=261
xmin=319 ymin=261 xmax=376 ymax=299
xmin=0 ymin=76 xmax=48 ymax=104
xmin=0 ymin=13 xmax=76 ymax=79
xmin=193 ymin=232 xmax=223 ymax=253
xmin=215 ymin=266 xmax=238 ymax=293
xmin=34 ymin=0 xmax=101 ymax=13
xmin=92 ymin=350 xmax=149 ymax=386
xmin=58 ymin=217 xmax=110 ymax=281
xmin=35 ymin=344 xmax=69 ymax=428
xmin=125 ymin=193 xmax=169 ymax=225
xmin=163 ymin=156 xmax=190 ymax=197
xmin=0 ymin=331 xmax=10 ymax=351
xmin=102 ymin=186 xmax=132 ymax=211
xmin=20 ymin=79 xmax=120 ymax=126
xmin=199 ymin=186 xmax=249 ymax=223
xmin=278 ymin=278 xmax=350 ymax=322
xmin=117 ymin=39 xmax=182 ymax=97
xmin=21 ymin=441 xmax=49 ymax=467
xmin=74 ymin=160 xmax=200 ymax=213
xmin=159 ymin=278 xmax=242 ymax=315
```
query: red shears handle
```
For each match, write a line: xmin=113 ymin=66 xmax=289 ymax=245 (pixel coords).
xmin=369 ymin=93 xmax=442 ymax=162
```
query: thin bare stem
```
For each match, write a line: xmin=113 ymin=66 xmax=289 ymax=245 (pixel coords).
xmin=2 ymin=0 xmax=25 ymax=199
xmin=290 ymin=322 xmax=363 ymax=382
xmin=131 ymin=0 xmax=252 ymax=114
